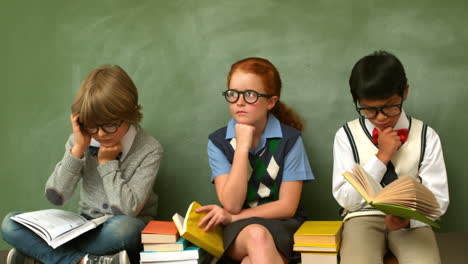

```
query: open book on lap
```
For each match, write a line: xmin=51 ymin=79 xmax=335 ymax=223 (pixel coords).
xmin=11 ymin=209 xmax=110 ymax=248
xmin=342 ymin=164 xmax=442 ymax=228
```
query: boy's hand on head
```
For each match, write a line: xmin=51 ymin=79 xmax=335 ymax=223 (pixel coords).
xmin=70 ymin=114 xmax=91 ymax=158
xmin=98 ymin=142 xmax=122 ymax=165
xmin=385 ymin=215 xmax=410 ymax=231
xmin=196 ymin=204 xmax=232 ymax=232
xmin=235 ymin=123 xmax=255 ymax=152
xmin=376 ymin=127 xmax=402 ymax=164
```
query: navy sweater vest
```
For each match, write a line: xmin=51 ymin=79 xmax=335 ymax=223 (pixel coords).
xmin=209 ymin=122 xmax=306 ymax=219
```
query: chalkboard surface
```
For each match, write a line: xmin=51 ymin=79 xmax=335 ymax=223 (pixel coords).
xmin=1 ymin=0 xmax=467 ymax=249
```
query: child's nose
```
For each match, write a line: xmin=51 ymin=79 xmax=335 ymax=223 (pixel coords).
xmin=375 ymin=110 xmax=387 ymax=120
xmin=237 ymin=95 xmax=247 ymax=105
xmin=97 ymin=127 xmax=108 ymax=136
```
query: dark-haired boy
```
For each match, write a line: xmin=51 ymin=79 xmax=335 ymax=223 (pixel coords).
xmin=332 ymin=51 xmax=449 ymax=264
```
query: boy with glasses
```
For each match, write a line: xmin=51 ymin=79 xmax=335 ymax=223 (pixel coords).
xmin=2 ymin=65 xmax=163 ymax=264
xmin=332 ymin=51 xmax=449 ymax=264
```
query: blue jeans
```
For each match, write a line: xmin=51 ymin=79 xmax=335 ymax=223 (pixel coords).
xmin=1 ymin=212 xmax=146 ymax=264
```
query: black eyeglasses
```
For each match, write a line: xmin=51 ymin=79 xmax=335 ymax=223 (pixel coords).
xmin=355 ymin=101 xmax=403 ymax=119
xmin=80 ymin=120 xmax=124 ymax=135
xmin=222 ymin=89 xmax=273 ymax=104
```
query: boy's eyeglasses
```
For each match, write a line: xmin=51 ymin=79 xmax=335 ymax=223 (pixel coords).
xmin=80 ymin=120 xmax=124 ymax=135
xmin=222 ymin=89 xmax=273 ymax=104
xmin=355 ymin=102 xmax=403 ymax=119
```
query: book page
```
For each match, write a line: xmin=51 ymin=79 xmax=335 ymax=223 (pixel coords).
xmin=11 ymin=209 xmax=87 ymax=241
xmin=172 ymin=213 xmax=186 ymax=234
xmin=373 ymin=175 xmax=441 ymax=224
xmin=342 ymin=164 xmax=382 ymax=202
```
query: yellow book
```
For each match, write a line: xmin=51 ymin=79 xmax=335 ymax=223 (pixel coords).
xmin=172 ymin=201 xmax=224 ymax=258
xmin=294 ymin=221 xmax=343 ymax=245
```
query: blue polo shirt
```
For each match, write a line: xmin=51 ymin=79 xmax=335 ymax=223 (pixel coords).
xmin=208 ymin=114 xmax=314 ymax=182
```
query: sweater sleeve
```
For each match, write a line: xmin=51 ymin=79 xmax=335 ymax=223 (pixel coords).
xmin=45 ymin=135 xmax=83 ymax=206
xmin=98 ymin=140 xmax=163 ymax=217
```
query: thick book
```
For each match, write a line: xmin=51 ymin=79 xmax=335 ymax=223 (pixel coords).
xmin=143 ymin=237 xmax=189 ymax=252
xmin=293 ymin=221 xmax=343 ymax=245
xmin=342 ymin=164 xmax=442 ymax=228
xmin=172 ymin=201 xmax=224 ymax=258
xmin=140 ymin=246 xmax=200 ymax=262
xmin=301 ymin=252 xmax=338 ymax=264
xmin=141 ymin=220 xmax=180 ymax=243
xmin=10 ymin=209 xmax=110 ymax=249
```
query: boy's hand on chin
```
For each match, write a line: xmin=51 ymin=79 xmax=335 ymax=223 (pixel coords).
xmin=98 ymin=143 xmax=122 ymax=165
xmin=376 ymin=127 xmax=402 ymax=164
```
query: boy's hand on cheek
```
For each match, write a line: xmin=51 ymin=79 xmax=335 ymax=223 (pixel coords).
xmin=98 ymin=143 xmax=122 ymax=165
xmin=376 ymin=127 xmax=402 ymax=164
xmin=235 ymin=123 xmax=255 ymax=151
xmin=70 ymin=114 xmax=91 ymax=158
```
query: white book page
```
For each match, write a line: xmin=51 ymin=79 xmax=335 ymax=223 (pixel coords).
xmin=11 ymin=209 xmax=87 ymax=241
xmin=367 ymin=172 xmax=383 ymax=197
xmin=49 ymin=214 xmax=111 ymax=248
xmin=172 ymin=213 xmax=186 ymax=234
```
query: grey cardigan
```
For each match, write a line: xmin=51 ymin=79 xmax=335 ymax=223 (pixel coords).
xmin=45 ymin=126 xmax=162 ymax=222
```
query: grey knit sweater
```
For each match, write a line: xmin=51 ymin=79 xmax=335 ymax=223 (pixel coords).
xmin=45 ymin=126 xmax=162 ymax=222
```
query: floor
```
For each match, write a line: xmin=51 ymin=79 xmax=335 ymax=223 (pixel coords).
xmin=0 ymin=232 xmax=467 ymax=263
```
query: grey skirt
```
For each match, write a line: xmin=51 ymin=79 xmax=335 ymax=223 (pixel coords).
xmin=217 ymin=217 xmax=303 ymax=264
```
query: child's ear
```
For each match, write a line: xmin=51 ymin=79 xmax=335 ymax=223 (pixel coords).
xmin=403 ymin=84 xmax=409 ymax=101
xmin=267 ymin=96 xmax=279 ymax=110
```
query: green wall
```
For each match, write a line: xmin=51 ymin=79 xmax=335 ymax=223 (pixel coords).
xmin=1 ymin=0 xmax=467 ymax=250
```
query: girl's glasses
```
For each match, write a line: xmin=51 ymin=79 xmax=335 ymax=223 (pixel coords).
xmin=222 ymin=89 xmax=273 ymax=104
xmin=80 ymin=120 xmax=124 ymax=135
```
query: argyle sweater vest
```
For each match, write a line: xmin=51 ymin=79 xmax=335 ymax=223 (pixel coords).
xmin=341 ymin=116 xmax=428 ymax=219
xmin=209 ymin=123 xmax=306 ymax=218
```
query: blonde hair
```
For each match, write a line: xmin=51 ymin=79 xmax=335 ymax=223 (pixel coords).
xmin=228 ymin=57 xmax=304 ymax=131
xmin=71 ymin=65 xmax=142 ymax=126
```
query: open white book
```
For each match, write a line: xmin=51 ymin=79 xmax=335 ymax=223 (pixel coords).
xmin=11 ymin=209 xmax=111 ymax=248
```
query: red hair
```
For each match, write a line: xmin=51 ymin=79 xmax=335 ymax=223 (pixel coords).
xmin=228 ymin=57 xmax=304 ymax=131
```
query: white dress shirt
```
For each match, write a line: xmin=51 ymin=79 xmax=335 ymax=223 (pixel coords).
xmin=332 ymin=110 xmax=449 ymax=228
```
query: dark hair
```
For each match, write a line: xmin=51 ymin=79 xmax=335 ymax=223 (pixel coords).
xmin=349 ymin=51 xmax=407 ymax=103
xmin=228 ymin=57 xmax=304 ymax=131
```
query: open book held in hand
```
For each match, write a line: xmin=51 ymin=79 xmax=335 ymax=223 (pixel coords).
xmin=342 ymin=164 xmax=442 ymax=228
xmin=172 ymin=201 xmax=224 ymax=258
xmin=11 ymin=209 xmax=110 ymax=248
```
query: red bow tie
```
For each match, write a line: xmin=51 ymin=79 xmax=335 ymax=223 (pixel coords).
xmin=372 ymin=128 xmax=409 ymax=145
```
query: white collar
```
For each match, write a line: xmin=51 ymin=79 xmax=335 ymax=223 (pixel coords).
xmin=89 ymin=124 xmax=137 ymax=161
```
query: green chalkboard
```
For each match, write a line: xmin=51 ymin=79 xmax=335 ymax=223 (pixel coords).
xmin=1 ymin=0 xmax=467 ymax=250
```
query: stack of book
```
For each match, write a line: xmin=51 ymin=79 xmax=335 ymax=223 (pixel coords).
xmin=139 ymin=220 xmax=215 ymax=264
xmin=140 ymin=245 xmax=212 ymax=264
xmin=293 ymin=221 xmax=343 ymax=264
